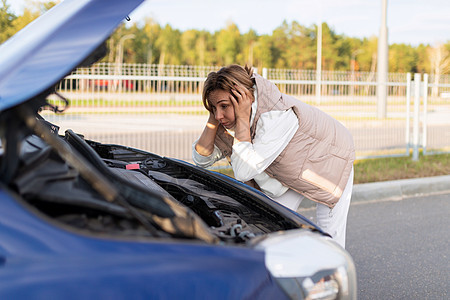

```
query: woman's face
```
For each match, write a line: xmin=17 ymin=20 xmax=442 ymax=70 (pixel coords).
xmin=208 ymin=89 xmax=236 ymax=129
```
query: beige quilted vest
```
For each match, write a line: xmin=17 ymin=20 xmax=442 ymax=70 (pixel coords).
xmin=214 ymin=74 xmax=355 ymax=208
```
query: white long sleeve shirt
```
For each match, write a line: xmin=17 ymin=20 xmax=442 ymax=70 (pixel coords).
xmin=192 ymin=86 xmax=299 ymax=198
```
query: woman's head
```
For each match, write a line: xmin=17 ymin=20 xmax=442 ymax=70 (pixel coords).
xmin=202 ymin=65 xmax=255 ymax=114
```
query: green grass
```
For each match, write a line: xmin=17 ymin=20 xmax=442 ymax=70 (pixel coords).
xmin=213 ymin=153 xmax=450 ymax=184
xmin=353 ymin=152 xmax=450 ymax=184
xmin=49 ymin=99 xmax=202 ymax=107
xmin=40 ymin=110 xmax=209 ymax=116
xmin=50 ymin=96 xmax=450 ymax=107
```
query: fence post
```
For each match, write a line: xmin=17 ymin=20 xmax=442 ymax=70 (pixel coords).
xmin=405 ymin=73 xmax=411 ymax=155
xmin=315 ymin=70 xmax=322 ymax=105
xmin=412 ymin=73 xmax=421 ymax=161
xmin=422 ymin=74 xmax=428 ymax=155
xmin=262 ymin=68 xmax=268 ymax=79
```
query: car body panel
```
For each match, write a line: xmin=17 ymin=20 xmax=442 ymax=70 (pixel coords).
xmin=0 ymin=188 xmax=287 ymax=298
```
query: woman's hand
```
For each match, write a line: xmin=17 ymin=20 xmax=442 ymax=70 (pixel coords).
xmin=229 ymin=84 xmax=253 ymax=123
xmin=230 ymin=84 xmax=253 ymax=143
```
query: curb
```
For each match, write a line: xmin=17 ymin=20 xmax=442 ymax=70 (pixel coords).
xmin=351 ymin=175 xmax=450 ymax=203
xmin=299 ymin=175 xmax=450 ymax=209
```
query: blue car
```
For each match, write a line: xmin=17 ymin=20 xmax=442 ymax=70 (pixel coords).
xmin=0 ymin=0 xmax=356 ymax=299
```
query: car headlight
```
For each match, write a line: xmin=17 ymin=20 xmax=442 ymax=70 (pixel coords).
xmin=255 ymin=230 xmax=357 ymax=300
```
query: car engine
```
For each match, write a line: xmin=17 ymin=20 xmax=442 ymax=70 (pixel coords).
xmin=7 ymin=124 xmax=307 ymax=245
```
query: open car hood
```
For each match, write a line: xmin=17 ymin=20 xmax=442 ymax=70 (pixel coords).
xmin=0 ymin=0 xmax=144 ymax=112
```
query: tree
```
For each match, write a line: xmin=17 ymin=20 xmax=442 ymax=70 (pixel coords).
xmin=3 ymin=2 xmax=445 ymax=74
xmin=140 ymin=18 xmax=162 ymax=64
xmin=285 ymin=21 xmax=315 ymax=69
xmin=347 ymin=37 xmax=364 ymax=71
xmin=0 ymin=0 xmax=16 ymax=44
xmin=292 ymin=22 xmax=314 ymax=70
xmin=40 ymin=1 xmax=58 ymax=12
xmin=389 ymin=43 xmax=418 ymax=73
xmin=0 ymin=0 xmax=58 ymax=44
xmin=181 ymin=29 xmax=199 ymax=65
xmin=415 ymin=44 xmax=430 ymax=74
xmin=195 ymin=31 xmax=214 ymax=66
xmin=253 ymin=34 xmax=274 ymax=71
xmin=237 ymin=29 xmax=258 ymax=66
xmin=215 ymin=22 xmax=241 ymax=65
xmin=428 ymin=42 xmax=450 ymax=97
xmin=271 ymin=21 xmax=290 ymax=68
xmin=155 ymin=24 xmax=182 ymax=65
xmin=358 ymin=37 xmax=378 ymax=74
xmin=320 ymin=23 xmax=351 ymax=71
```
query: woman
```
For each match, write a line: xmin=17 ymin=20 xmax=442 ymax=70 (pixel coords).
xmin=192 ymin=64 xmax=355 ymax=248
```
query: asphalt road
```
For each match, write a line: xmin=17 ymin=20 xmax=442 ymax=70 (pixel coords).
xmin=299 ymin=193 xmax=450 ymax=299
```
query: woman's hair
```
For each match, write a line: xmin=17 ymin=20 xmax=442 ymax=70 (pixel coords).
xmin=202 ymin=64 xmax=255 ymax=112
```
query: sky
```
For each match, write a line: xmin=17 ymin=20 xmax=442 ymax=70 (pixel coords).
xmin=8 ymin=0 xmax=450 ymax=46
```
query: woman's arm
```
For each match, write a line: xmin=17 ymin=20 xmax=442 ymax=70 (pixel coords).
xmin=195 ymin=112 xmax=219 ymax=156
xmin=231 ymin=109 xmax=299 ymax=182
xmin=192 ymin=113 xmax=224 ymax=168
xmin=228 ymin=84 xmax=299 ymax=182
xmin=229 ymin=85 xmax=253 ymax=144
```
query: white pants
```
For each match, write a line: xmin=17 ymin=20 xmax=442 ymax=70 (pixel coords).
xmin=272 ymin=167 xmax=354 ymax=249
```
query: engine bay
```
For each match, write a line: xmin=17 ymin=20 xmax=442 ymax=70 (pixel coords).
xmin=5 ymin=121 xmax=306 ymax=245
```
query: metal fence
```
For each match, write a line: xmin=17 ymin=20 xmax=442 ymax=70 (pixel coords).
xmin=44 ymin=63 xmax=450 ymax=165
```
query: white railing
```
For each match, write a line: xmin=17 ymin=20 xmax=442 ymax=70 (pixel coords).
xmin=45 ymin=64 xmax=450 ymax=163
